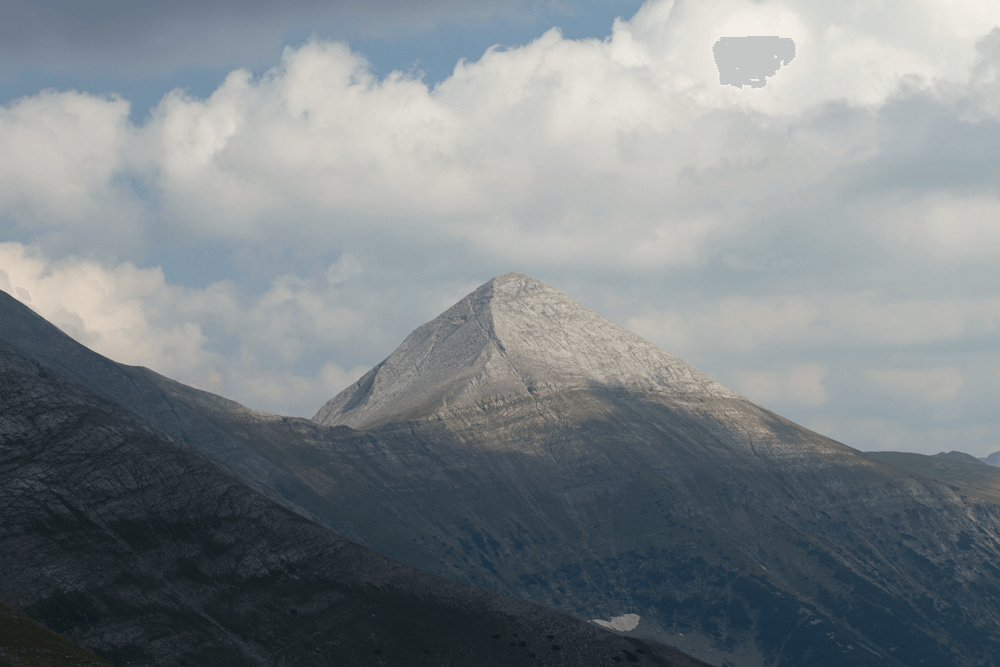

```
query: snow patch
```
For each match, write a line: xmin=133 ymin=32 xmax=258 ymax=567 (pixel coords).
xmin=591 ymin=613 xmax=640 ymax=632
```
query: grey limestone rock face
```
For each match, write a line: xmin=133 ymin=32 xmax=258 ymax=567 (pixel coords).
xmin=314 ymin=272 xmax=740 ymax=430
xmin=0 ymin=332 xmax=706 ymax=667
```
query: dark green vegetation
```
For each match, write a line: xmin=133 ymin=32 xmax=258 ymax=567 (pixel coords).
xmin=5 ymin=275 xmax=1000 ymax=667
xmin=0 ymin=295 xmax=710 ymax=666
xmin=0 ymin=603 xmax=116 ymax=667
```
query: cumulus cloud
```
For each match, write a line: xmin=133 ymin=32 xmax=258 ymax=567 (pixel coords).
xmin=0 ymin=90 xmax=147 ymax=257
xmin=2 ymin=0 xmax=999 ymax=269
xmin=873 ymin=193 xmax=1000 ymax=262
xmin=2 ymin=0 xmax=1000 ymax=453
xmin=0 ymin=242 xmax=369 ymax=416
xmin=866 ymin=367 xmax=964 ymax=403
xmin=628 ymin=293 xmax=1000 ymax=356
xmin=12 ymin=286 xmax=31 ymax=303
xmin=109 ymin=1 xmax=992 ymax=272
xmin=732 ymin=363 xmax=828 ymax=407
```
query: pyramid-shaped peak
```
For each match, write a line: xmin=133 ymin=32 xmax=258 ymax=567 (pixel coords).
xmin=488 ymin=272 xmax=552 ymax=292
xmin=491 ymin=271 xmax=537 ymax=284
xmin=313 ymin=274 xmax=739 ymax=430
xmin=440 ymin=272 xmax=571 ymax=318
xmin=456 ymin=272 xmax=556 ymax=303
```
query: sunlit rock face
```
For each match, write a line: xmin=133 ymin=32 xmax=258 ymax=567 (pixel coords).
xmin=313 ymin=273 xmax=849 ymax=470
xmin=314 ymin=272 xmax=740 ymax=431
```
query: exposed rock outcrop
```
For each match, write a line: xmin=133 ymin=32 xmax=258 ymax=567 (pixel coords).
xmin=0 ymin=329 xmax=708 ymax=667
xmin=314 ymin=273 xmax=739 ymax=430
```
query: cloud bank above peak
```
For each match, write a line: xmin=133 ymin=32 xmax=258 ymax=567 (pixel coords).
xmin=2 ymin=0 xmax=1000 ymax=456
xmin=5 ymin=1 xmax=998 ymax=265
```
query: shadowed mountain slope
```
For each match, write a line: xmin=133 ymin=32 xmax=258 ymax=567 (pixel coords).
xmin=0 ymin=331 xmax=708 ymax=667
xmin=6 ymin=277 xmax=1000 ymax=666
xmin=0 ymin=289 xmax=309 ymax=512
xmin=0 ymin=602 xmax=116 ymax=667
xmin=980 ymin=449 xmax=1000 ymax=467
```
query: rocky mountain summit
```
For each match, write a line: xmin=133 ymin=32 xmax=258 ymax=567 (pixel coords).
xmin=6 ymin=276 xmax=1000 ymax=667
xmin=314 ymin=273 xmax=738 ymax=430
xmin=0 ymin=292 xmax=709 ymax=667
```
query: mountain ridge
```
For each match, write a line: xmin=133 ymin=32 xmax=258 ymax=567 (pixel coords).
xmin=6 ymin=279 xmax=1000 ymax=666
xmin=0 ymin=309 xmax=706 ymax=667
xmin=314 ymin=273 xmax=741 ymax=430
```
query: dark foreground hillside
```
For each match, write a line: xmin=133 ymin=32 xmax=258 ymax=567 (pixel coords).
xmin=0 ymin=333 xmax=708 ymax=667
xmin=0 ymin=602 xmax=116 ymax=667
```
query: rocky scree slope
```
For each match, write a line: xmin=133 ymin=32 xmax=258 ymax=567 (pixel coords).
xmin=0 ymin=332 xmax=708 ymax=667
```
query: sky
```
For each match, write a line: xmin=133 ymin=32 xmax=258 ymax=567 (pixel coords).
xmin=1 ymin=0 xmax=999 ymax=457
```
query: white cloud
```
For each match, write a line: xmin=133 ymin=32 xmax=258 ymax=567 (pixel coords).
xmin=2 ymin=0 xmax=998 ymax=268
xmin=875 ymin=192 xmax=1000 ymax=262
xmin=866 ymin=366 xmax=964 ymax=403
xmin=961 ymin=28 xmax=1000 ymax=121
xmin=0 ymin=242 xmax=218 ymax=374
xmin=2 ymin=0 xmax=1000 ymax=453
xmin=808 ymin=415 xmax=995 ymax=457
xmin=0 ymin=90 xmax=145 ymax=253
xmin=628 ymin=293 xmax=1000 ymax=355
xmin=0 ymin=241 xmax=369 ymax=416
xmin=193 ymin=361 xmax=370 ymax=416
xmin=732 ymin=363 xmax=828 ymax=407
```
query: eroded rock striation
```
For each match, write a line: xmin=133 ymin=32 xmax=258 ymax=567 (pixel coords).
xmin=0 ymin=318 xmax=708 ymax=666
xmin=7 ymin=275 xmax=1000 ymax=667
xmin=314 ymin=273 xmax=739 ymax=430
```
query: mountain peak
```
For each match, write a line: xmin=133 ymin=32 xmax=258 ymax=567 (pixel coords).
xmin=488 ymin=271 xmax=538 ymax=285
xmin=313 ymin=274 xmax=738 ymax=430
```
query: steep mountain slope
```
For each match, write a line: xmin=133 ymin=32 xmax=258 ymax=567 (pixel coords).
xmin=6 ymin=277 xmax=1000 ymax=666
xmin=0 ymin=289 xmax=309 ymax=512
xmin=0 ymin=332 xmax=707 ymax=667
xmin=307 ymin=275 xmax=1000 ymax=666
xmin=979 ymin=450 xmax=1000 ymax=467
